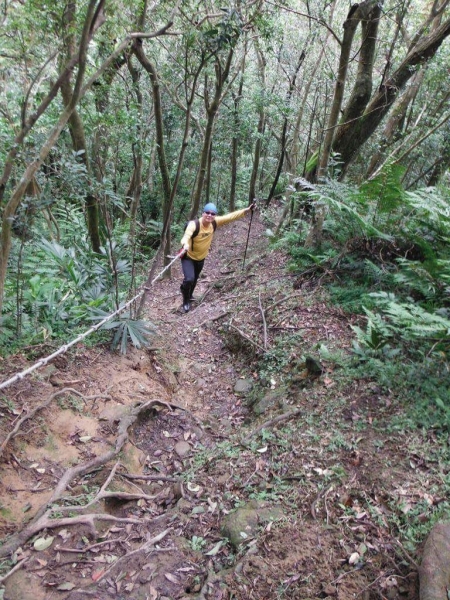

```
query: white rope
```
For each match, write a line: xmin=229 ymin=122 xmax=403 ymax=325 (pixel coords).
xmin=0 ymin=250 xmax=185 ymax=391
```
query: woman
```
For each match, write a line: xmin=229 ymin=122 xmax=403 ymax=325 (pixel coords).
xmin=179 ymin=201 xmax=255 ymax=312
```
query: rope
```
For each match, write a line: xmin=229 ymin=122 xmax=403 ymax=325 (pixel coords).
xmin=0 ymin=249 xmax=185 ymax=392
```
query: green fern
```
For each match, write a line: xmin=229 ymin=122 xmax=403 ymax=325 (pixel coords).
xmin=359 ymin=162 xmax=406 ymax=215
xmin=89 ymin=308 xmax=157 ymax=354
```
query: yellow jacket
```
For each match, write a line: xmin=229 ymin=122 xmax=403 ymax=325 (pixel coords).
xmin=180 ymin=208 xmax=248 ymax=261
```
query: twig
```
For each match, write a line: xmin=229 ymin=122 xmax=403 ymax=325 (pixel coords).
xmin=241 ymin=407 xmax=303 ymax=446
xmin=56 ymin=538 xmax=127 ymax=554
xmin=394 ymin=538 xmax=420 ymax=570
xmin=258 ymin=292 xmax=268 ymax=349
xmin=0 ymin=557 xmax=29 ymax=584
xmin=228 ymin=322 xmax=266 ymax=353
xmin=197 ymin=310 xmax=229 ymax=328
xmin=120 ymin=473 xmax=178 ymax=483
xmin=96 ymin=528 xmax=172 ymax=582
xmin=310 ymin=484 xmax=333 ymax=520
xmin=266 ymin=292 xmax=305 ymax=313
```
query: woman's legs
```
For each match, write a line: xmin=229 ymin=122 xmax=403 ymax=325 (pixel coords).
xmin=180 ymin=257 xmax=204 ymax=311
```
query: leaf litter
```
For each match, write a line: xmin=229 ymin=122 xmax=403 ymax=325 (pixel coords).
xmin=0 ymin=208 xmax=440 ymax=599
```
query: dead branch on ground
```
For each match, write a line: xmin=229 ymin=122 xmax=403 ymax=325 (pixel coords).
xmin=241 ymin=407 xmax=303 ymax=446
xmin=258 ymin=292 xmax=268 ymax=349
xmin=228 ymin=321 xmax=266 ymax=353
xmin=96 ymin=528 xmax=172 ymax=582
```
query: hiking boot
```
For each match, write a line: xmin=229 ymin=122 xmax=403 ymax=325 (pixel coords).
xmin=181 ymin=284 xmax=192 ymax=313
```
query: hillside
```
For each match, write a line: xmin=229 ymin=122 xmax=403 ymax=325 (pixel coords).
xmin=0 ymin=208 xmax=436 ymax=599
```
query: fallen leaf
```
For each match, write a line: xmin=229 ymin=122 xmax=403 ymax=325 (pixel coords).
xmin=92 ymin=569 xmax=105 ymax=581
xmin=33 ymin=536 xmax=54 ymax=552
xmin=148 ymin=585 xmax=158 ymax=600
xmin=165 ymin=573 xmax=180 ymax=584
xmin=349 ymin=552 xmax=360 ymax=565
xmin=57 ymin=582 xmax=76 ymax=591
xmin=36 ymin=558 xmax=47 ymax=567
xmin=79 ymin=436 xmax=92 ymax=443
xmin=256 ymin=446 xmax=268 ymax=453
xmin=205 ymin=540 xmax=224 ymax=556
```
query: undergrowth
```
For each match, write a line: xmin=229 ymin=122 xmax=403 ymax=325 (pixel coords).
xmin=274 ymin=166 xmax=450 ymax=430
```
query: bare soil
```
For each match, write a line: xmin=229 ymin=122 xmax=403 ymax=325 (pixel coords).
xmin=0 ymin=209 xmax=439 ymax=599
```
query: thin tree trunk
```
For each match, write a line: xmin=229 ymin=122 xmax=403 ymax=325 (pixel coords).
xmin=230 ymin=70 xmax=245 ymax=211
xmin=133 ymin=39 xmax=173 ymax=271
xmin=366 ymin=69 xmax=426 ymax=177
xmin=265 ymin=51 xmax=305 ymax=207
xmin=0 ymin=0 xmax=106 ymax=314
xmin=190 ymin=48 xmax=235 ymax=218
xmin=248 ymin=43 xmax=266 ymax=204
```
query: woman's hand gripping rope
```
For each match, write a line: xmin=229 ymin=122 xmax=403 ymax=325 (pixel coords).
xmin=151 ymin=248 xmax=186 ymax=286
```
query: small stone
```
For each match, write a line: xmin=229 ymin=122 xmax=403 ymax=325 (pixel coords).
xmin=174 ymin=441 xmax=191 ymax=458
xmin=323 ymin=584 xmax=337 ymax=596
xmin=234 ymin=379 xmax=253 ymax=394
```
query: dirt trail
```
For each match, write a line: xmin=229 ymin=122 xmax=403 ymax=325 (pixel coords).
xmin=0 ymin=210 xmax=423 ymax=599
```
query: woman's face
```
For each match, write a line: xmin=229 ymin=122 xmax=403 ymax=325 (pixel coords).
xmin=202 ymin=210 xmax=216 ymax=224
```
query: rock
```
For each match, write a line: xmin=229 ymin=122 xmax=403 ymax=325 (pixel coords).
xmin=234 ymin=379 xmax=253 ymax=394
xmin=221 ymin=501 xmax=284 ymax=549
xmin=121 ymin=441 xmax=146 ymax=474
xmin=195 ymin=377 xmax=208 ymax=390
xmin=419 ymin=520 xmax=450 ymax=600
xmin=174 ymin=440 xmax=191 ymax=458
xmin=252 ymin=387 xmax=287 ymax=415
xmin=98 ymin=404 xmax=129 ymax=422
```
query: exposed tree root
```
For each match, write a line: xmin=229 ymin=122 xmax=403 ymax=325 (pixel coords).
xmin=0 ymin=387 xmax=111 ymax=458
xmin=95 ymin=527 xmax=172 ymax=582
xmin=0 ymin=399 xmax=173 ymax=559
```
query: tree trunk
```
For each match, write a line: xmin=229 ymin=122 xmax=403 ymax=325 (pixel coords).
xmin=333 ymin=15 xmax=450 ymax=174
xmin=133 ymin=39 xmax=173 ymax=270
xmin=317 ymin=0 xmax=381 ymax=181
xmin=265 ymin=51 xmax=305 ymax=207
xmin=248 ymin=44 xmax=266 ymax=204
xmin=0 ymin=0 xmax=106 ymax=314
xmin=190 ymin=48 xmax=235 ymax=218
xmin=365 ymin=68 xmax=426 ymax=178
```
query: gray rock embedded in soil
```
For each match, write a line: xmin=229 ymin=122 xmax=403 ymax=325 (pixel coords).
xmin=221 ymin=500 xmax=284 ymax=549
xmin=252 ymin=387 xmax=287 ymax=415
xmin=234 ymin=378 xmax=253 ymax=394
xmin=174 ymin=440 xmax=191 ymax=457
xmin=419 ymin=520 xmax=450 ymax=600
xmin=98 ymin=403 xmax=129 ymax=422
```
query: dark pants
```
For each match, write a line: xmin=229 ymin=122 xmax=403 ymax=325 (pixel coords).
xmin=181 ymin=256 xmax=205 ymax=299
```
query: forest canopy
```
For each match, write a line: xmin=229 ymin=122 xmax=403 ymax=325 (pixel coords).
xmin=1 ymin=0 xmax=450 ymax=361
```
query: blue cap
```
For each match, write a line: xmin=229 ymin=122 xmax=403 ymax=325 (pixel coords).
xmin=203 ymin=203 xmax=217 ymax=214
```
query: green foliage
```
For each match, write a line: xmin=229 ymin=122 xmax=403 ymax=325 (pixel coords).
xmin=189 ymin=535 xmax=207 ymax=552
xmin=89 ymin=309 xmax=156 ymax=355
xmin=358 ymin=162 xmax=406 ymax=220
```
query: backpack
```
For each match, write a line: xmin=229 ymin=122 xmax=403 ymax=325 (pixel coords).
xmin=184 ymin=217 xmax=217 ymax=250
